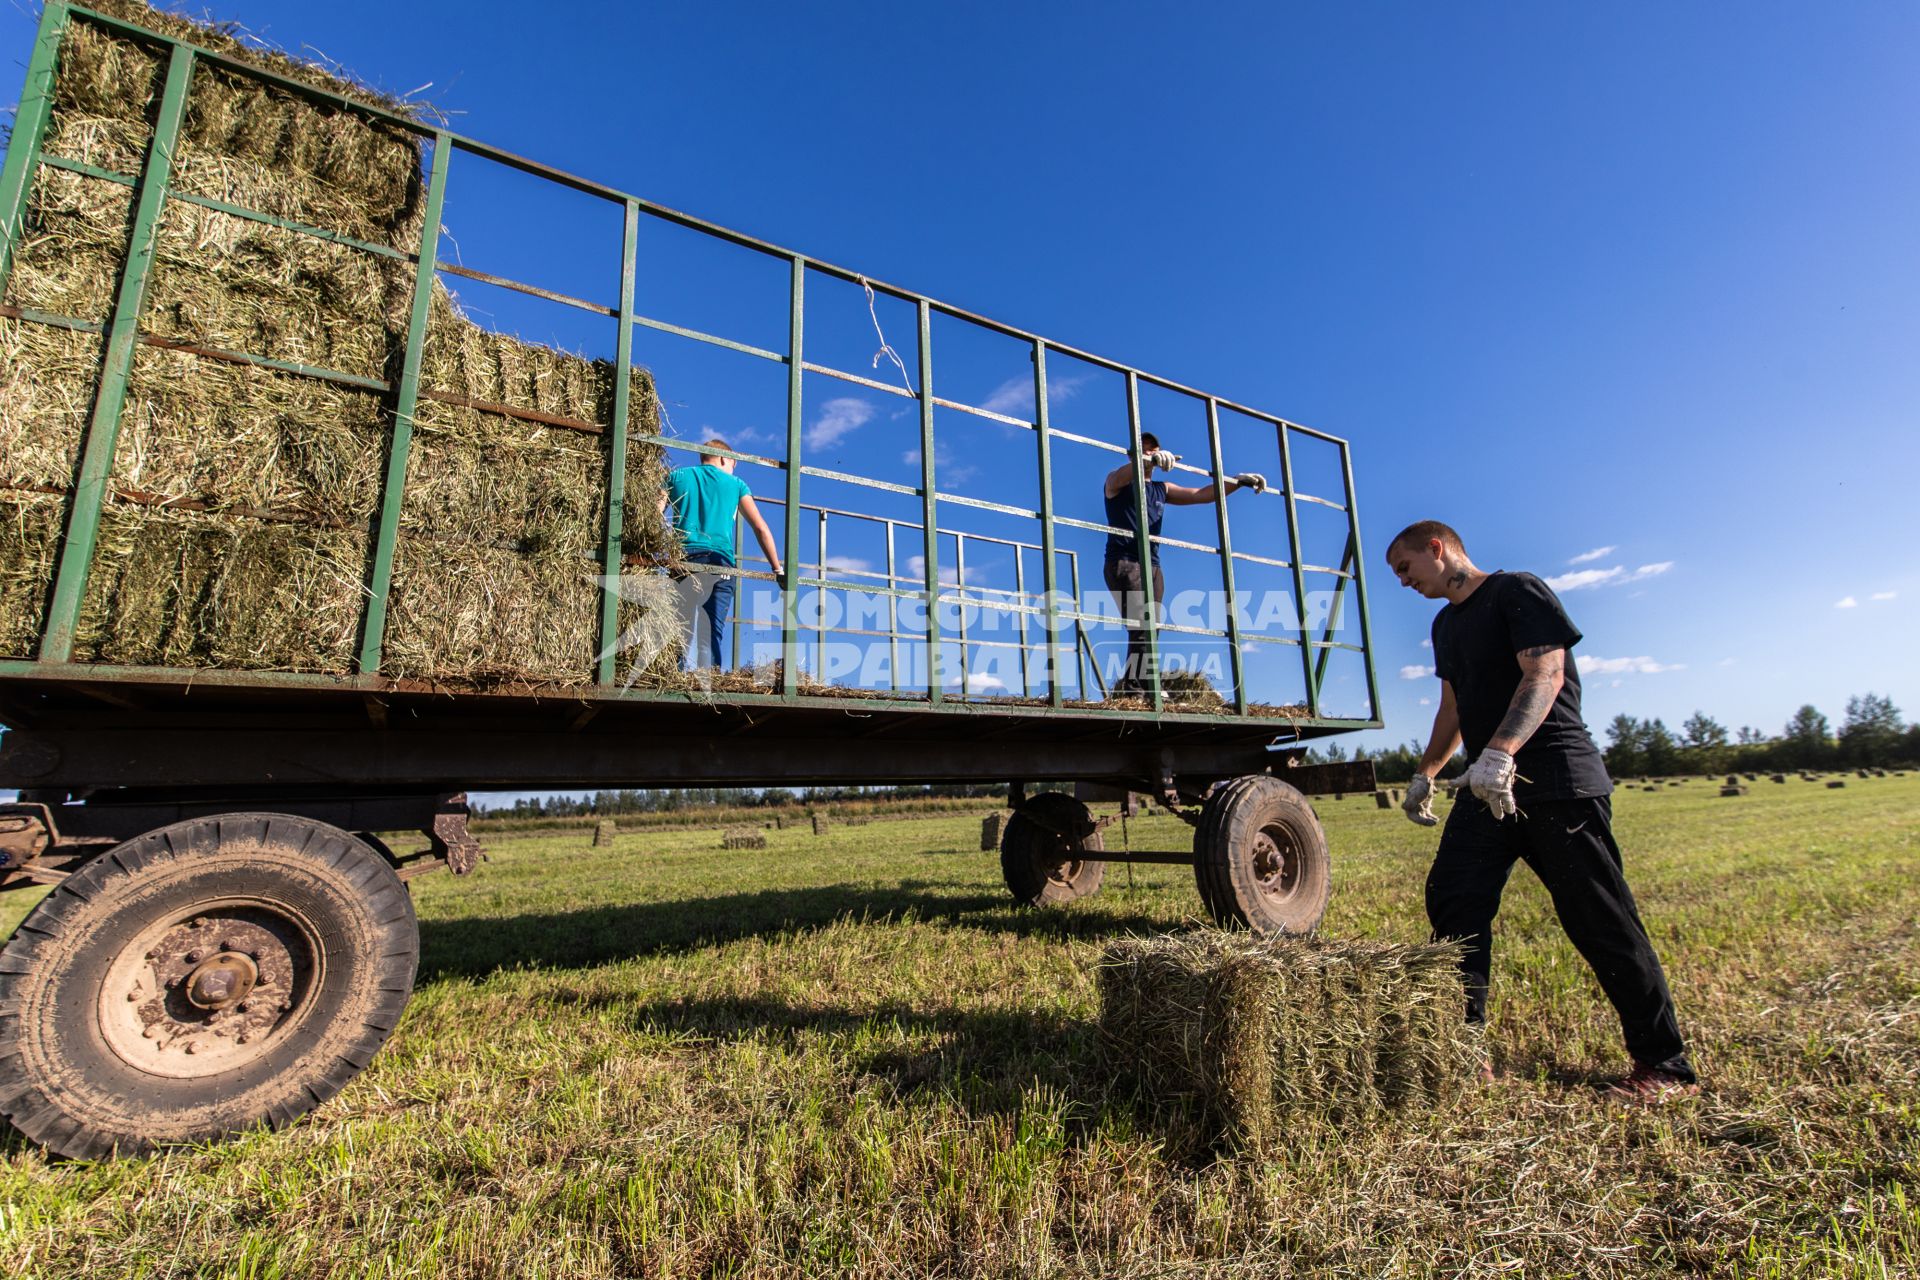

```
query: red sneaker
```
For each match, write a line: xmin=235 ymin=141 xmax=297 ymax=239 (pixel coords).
xmin=1604 ymin=1063 xmax=1700 ymax=1102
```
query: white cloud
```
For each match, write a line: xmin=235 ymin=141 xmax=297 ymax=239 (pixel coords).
xmin=1576 ymin=654 xmax=1685 ymax=676
xmin=946 ymin=671 xmax=1008 ymax=694
xmin=1546 ymin=562 xmax=1674 ymax=592
xmin=1834 ymin=596 xmax=1858 ymax=609
xmin=805 ymin=397 xmax=875 ymax=449
xmin=1399 ymin=664 xmax=1435 ymax=680
xmin=1871 ymin=591 xmax=1897 ymax=601
xmin=1568 ymin=545 xmax=1616 ymax=564
xmin=978 ymin=372 xmax=1089 ymax=418
xmin=906 ymin=554 xmax=975 ymax=588
xmin=1418 ymin=697 xmax=1432 ymax=706
xmin=1419 ymin=638 xmax=1432 ymax=649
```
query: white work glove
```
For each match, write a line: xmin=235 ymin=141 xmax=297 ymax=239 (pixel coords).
xmin=1402 ymin=774 xmax=1437 ymax=827
xmin=1464 ymin=748 xmax=1518 ymax=820
xmin=1144 ymin=448 xmax=1179 ymax=472
xmin=1233 ymin=472 xmax=1268 ymax=493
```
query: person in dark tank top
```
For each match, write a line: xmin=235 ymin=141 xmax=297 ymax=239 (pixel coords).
xmin=1101 ymin=431 xmax=1267 ymax=695
xmin=1385 ymin=519 xmax=1698 ymax=1101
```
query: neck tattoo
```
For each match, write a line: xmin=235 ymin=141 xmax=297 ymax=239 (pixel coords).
xmin=1447 ymin=570 xmax=1468 ymax=589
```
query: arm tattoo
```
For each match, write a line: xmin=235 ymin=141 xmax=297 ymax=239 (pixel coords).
xmin=1492 ymin=646 xmax=1565 ymax=747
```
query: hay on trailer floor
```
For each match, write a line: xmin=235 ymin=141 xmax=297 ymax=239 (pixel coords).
xmin=1097 ymin=931 xmax=1476 ymax=1150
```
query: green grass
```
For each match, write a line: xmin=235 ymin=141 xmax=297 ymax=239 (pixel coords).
xmin=3 ymin=776 xmax=1917 ymax=1277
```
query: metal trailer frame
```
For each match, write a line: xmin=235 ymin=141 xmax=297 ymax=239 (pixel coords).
xmin=0 ymin=4 xmax=1384 ymax=870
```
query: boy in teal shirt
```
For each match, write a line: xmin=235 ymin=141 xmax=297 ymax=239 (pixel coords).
xmin=662 ymin=439 xmax=783 ymax=669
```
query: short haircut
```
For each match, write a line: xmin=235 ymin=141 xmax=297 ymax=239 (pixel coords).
xmin=1386 ymin=519 xmax=1465 ymax=558
xmin=699 ymin=438 xmax=730 ymax=464
xmin=1140 ymin=431 xmax=1160 ymax=452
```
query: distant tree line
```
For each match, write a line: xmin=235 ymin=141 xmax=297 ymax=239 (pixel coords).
xmin=1308 ymin=692 xmax=1912 ymax=784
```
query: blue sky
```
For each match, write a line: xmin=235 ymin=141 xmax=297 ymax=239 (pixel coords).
xmin=4 ymin=1 xmax=1917 ymax=772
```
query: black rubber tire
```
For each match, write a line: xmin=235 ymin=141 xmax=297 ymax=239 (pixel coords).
xmin=0 ymin=813 xmax=418 ymax=1160
xmin=1000 ymin=791 xmax=1106 ymax=907
xmin=1193 ymin=775 xmax=1331 ymax=933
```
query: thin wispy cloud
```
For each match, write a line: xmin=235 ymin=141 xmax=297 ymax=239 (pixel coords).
xmin=1568 ymin=545 xmax=1616 ymax=564
xmin=1871 ymin=591 xmax=1897 ymax=601
xmin=1546 ymin=562 xmax=1673 ymax=592
xmin=1418 ymin=697 xmax=1432 ymax=706
xmin=978 ymin=372 xmax=1090 ymax=419
xmin=1419 ymin=638 xmax=1432 ymax=649
xmin=805 ymin=397 xmax=875 ymax=449
xmin=1834 ymin=596 xmax=1858 ymax=609
xmin=1399 ymin=664 xmax=1434 ymax=680
xmin=1575 ymin=654 xmax=1684 ymax=676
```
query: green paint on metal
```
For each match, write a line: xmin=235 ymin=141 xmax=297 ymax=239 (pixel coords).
xmin=1338 ymin=439 xmax=1382 ymax=724
xmin=355 ymin=134 xmax=451 ymax=675
xmin=36 ymin=152 xmax=136 ymax=188
xmin=1312 ymin=535 xmax=1355 ymax=693
xmin=781 ymin=257 xmax=804 ymax=698
xmin=168 ymin=187 xmax=415 ymax=261
xmin=0 ymin=3 xmax=71 ymax=300
xmin=1123 ymin=371 xmax=1162 ymax=711
xmin=917 ymin=300 xmax=941 ymax=706
xmin=1277 ymin=422 xmax=1318 ymax=716
xmin=1033 ymin=341 xmax=1064 ymax=707
xmin=596 ymin=200 xmax=639 ymax=684
xmin=1204 ymin=398 xmax=1249 ymax=716
xmin=36 ymin=42 xmax=194 ymax=665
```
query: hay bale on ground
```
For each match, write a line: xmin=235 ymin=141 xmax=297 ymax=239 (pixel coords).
xmin=721 ymin=826 xmax=766 ymax=850
xmin=1828 ymin=780 xmax=1846 ymax=789
xmin=811 ymin=813 xmax=831 ymax=836
xmin=1771 ymin=774 xmax=1786 ymax=784
xmin=1098 ymin=931 xmax=1475 ymax=1150
xmin=981 ymin=811 xmax=1007 ymax=851
xmin=1374 ymin=790 xmax=1393 ymax=810
xmin=591 ymin=819 xmax=617 ymax=847
xmin=1719 ymin=785 xmax=1747 ymax=797
xmin=0 ymin=1 xmax=673 ymax=682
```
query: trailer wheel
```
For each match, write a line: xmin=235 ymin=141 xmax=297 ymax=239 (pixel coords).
xmin=0 ymin=813 xmax=417 ymax=1160
xmin=1000 ymin=791 xmax=1106 ymax=907
xmin=1193 ymin=775 xmax=1330 ymax=933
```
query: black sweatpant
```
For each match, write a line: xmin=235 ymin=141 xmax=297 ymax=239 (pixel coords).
xmin=1102 ymin=556 xmax=1164 ymax=694
xmin=1426 ymin=793 xmax=1694 ymax=1080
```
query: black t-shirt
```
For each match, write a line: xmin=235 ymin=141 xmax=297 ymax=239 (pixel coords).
xmin=1432 ymin=571 xmax=1612 ymax=802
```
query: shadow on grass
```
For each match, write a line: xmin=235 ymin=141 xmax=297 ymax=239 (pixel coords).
xmin=610 ymin=991 xmax=1216 ymax=1158
xmin=416 ymin=879 xmax=1179 ymax=981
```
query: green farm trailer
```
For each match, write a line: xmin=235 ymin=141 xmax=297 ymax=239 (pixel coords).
xmin=0 ymin=3 xmax=1381 ymax=1158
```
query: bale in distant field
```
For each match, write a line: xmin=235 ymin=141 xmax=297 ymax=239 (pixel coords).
xmin=1097 ymin=931 xmax=1475 ymax=1149
xmin=591 ymin=819 xmax=617 ymax=847
xmin=1719 ymin=785 xmax=1746 ymax=797
xmin=0 ymin=0 xmax=674 ymax=682
xmin=1828 ymin=780 xmax=1847 ymax=789
xmin=721 ymin=826 xmax=766 ymax=850
xmin=980 ymin=811 xmax=1007 ymax=850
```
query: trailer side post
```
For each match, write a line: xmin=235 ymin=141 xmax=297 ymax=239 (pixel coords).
xmin=38 ymin=44 xmax=196 ymax=664
xmin=1277 ymin=422 xmax=1318 ymax=716
xmin=917 ymin=299 xmax=942 ymax=706
xmin=0 ymin=2 xmax=70 ymax=299
xmin=781 ymin=257 xmax=804 ymax=698
xmin=595 ymin=199 xmax=640 ymax=684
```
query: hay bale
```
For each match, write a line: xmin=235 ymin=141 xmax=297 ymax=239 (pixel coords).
xmin=0 ymin=2 xmax=674 ymax=683
xmin=1828 ymin=780 xmax=1846 ymax=789
xmin=1724 ymin=775 xmax=1739 ymax=786
xmin=721 ymin=826 xmax=766 ymax=850
xmin=981 ymin=811 xmax=1007 ymax=851
xmin=591 ymin=818 xmax=617 ymax=847
xmin=1097 ymin=931 xmax=1475 ymax=1149
xmin=1770 ymin=774 xmax=1786 ymax=784
xmin=811 ymin=813 xmax=830 ymax=836
xmin=1719 ymin=785 xmax=1746 ymax=797
xmin=1159 ymin=669 xmax=1226 ymax=712
xmin=1642 ymin=785 xmax=1658 ymax=792
xmin=1373 ymin=790 xmax=1393 ymax=810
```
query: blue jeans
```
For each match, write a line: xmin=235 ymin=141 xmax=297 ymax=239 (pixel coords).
xmin=682 ymin=551 xmax=735 ymax=669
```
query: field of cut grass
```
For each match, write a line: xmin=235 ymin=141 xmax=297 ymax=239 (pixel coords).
xmin=3 ymin=775 xmax=1917 ymax=1277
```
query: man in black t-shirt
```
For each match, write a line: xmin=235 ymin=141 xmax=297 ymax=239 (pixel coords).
xmin=1385 ymin=519 xmax=1697 ymax=1100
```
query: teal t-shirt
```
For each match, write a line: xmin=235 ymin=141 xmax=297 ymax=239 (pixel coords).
xmin=665 ymin=464 xmax=752 ymax=565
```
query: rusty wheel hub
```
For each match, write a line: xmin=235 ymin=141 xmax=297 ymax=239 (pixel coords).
xmin=1251 ymin=825 xmax=1300 ymax=900
xmin=98 ymin=902 xmax=321 ymax=1079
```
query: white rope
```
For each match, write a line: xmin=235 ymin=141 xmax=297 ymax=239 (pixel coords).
xmin=862 ymin=278 xmax=917 ymax=398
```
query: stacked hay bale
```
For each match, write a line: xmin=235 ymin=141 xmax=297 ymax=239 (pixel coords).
xmin=1098 ymin=931 xmax=1475 ymax=1149
xmin=721 ymin=826 xmax=766 ymax=850
xmin=0 ymin=1 xmax=674 ymax=683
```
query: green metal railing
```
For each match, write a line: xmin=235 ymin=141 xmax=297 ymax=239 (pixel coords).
xmin=0 ymin=1 xmax=1383 ymax=731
